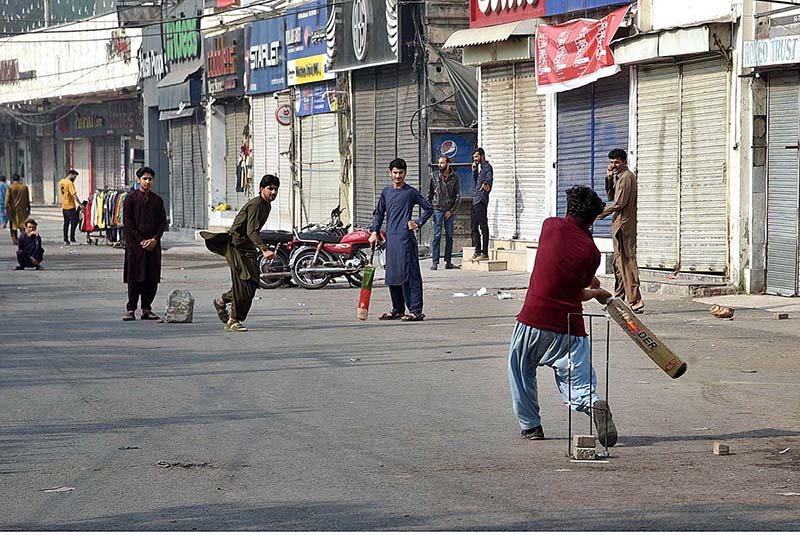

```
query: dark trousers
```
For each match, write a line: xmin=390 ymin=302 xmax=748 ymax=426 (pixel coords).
xmin=389 ymin=265 xmax=424 ymax=315
xmin=471 ymin=202 xmax=490 ymax=255
xmin=62 ymin=208 xmax=79 ymax=242
xmin=127 ymin=282 xmax=158 ymax=312
xmin=17 ymin=250 xmax=43 ymax=268
xmin=431 ymin=209 xmax=455 ymax=265
xmin=221 ymin=255 xmax=259 ymax=322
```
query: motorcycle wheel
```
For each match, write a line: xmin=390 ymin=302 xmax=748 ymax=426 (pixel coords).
xmin=291 ymin=249 xmax=333 ymax=290
xmin=258 ymin=250 xmax=290 ymax=290
xmin=344 ymin=249 xmax=370 ymax=286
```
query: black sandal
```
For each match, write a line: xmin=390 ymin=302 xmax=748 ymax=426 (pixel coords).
xmin=379 ymin=311 xmax=403 ymax=320
xmin=141 ymin=311 xmax=160 ymax=321
xmin=401 ymin=313 xmax=425 ymax=322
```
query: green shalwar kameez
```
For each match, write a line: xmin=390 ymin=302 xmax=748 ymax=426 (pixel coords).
xmin=201 ymin=196 xmax=271 ymax=322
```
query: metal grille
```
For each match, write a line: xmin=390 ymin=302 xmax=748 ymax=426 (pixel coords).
xmin=353 ymin=72 xmax=377 ymax=228
xmin=299 ymin=112 xmax=341 ymax=226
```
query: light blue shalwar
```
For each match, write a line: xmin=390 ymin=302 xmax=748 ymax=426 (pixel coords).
xmin=508 ymin=321 xmax=600 ymax=430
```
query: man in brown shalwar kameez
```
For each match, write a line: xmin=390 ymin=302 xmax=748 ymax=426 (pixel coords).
xmin=598 ymin=149 xmax=644 ymax=312
xmin=122 ymin=167 xmax=167 ymax=321
xmin=201 ymin=174 xmax=279 ymax=333
xmin=5 ymin=174 xmax=30 ymax=245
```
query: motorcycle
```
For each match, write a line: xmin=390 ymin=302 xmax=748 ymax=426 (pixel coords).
xmin=290 ymin=226 xmax=386 ymax=290
xmin=256 ymin=207 xmax=349 ymax=289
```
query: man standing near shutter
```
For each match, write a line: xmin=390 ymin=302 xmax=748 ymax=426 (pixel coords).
xmin=427 ymin=156 xmax=460 ymax=270
xmin=598 ymin=149 xmax=643 ymax=312
xmin=122 ymin=167 xmax=167 ymax=321
xmin=5 ymin=173 xmax=30 ymax=245
xmin=59 ymin=169 xmax=80 ymax=245
xmin=470 ymin=148 xmax=492 ymax=261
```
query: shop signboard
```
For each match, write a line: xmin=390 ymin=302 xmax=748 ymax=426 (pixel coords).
xmin=205 ymin=28 xmax=245 ymax=98
xmin=286 ymin=0 xmax=334 ymax=84
xmin=245 ymin=17 xmax=287 ymax=94
xmin=327 ymin=0 xmax=403 ymax=71
xmin=545 ymin=0 xmax=630 ymax=16
xmin=56 ymin=101 xmax=143 ymax=139
xmin=470 ymin=0 xmax=546 ymax=30
xmin=295 ymin=80 xmax=338 ymax=116
xmin=430 ymin=130 xmax=478 ymax=198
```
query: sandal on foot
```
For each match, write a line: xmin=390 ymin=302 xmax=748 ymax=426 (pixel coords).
xmin=141 ymin=311 xmax=160 ymax=321
xmin=401 ymin=312 xmax=425 ymax=322
xmin=213 ymin=298 xmax=230 ymax=323
xmin=225 ymin=319 xmax=248 ymax=332
xmin=122 ymin=311 xmax=136 ymax=321
xmin=379 ymin=311 xmax=403 ymax=320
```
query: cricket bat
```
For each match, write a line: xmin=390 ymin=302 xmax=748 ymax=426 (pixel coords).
xmin=604 ymin=298 xmax=688 ymax=379
xmin=357 ymin=246 xmax=377 ymax=321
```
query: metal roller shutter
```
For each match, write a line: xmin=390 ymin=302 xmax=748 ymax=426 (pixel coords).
xmin=592 ymin=71 xmax=630 ymax=238
xmin=191 ymin=113 xmax=208 ymax=228
xmin=353 ymin=72 xmax=377 ymax=228
xmin=481 ymin=64 xmax=516 ymax=239
xmin=679 ymin=59 xmax=729 ymax=272
xmin=225 ymin=100 xmax=250 ymax=211
xmin=557 ymin=84 xmax=593 ymax=220
xmin=169 ymin=120 xmax=186 ymax=228
xmin=514 ymin=63 xmax=547 ymax=241
xmin=396 ymin=65 xmax=420 ymax=191
xmin=636 ymin=65 xmax=680 ymax=269
xmin=252 ymin=94 xmax=293 ymax=230
xmin=182 ymin=119 xmax=195 ymax=227
xmin=375 ymin=69 xmax=399 ymax=196
xmin=766 ymin=72 xmax=800 ymax=295
xmin=299 ymin=112 xmax=341 ymax=226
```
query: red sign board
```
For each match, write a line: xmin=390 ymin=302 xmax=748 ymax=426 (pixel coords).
xmin=470 ymin=0 xmax=546 ymax=29
xmin=535 ymin=5 xmax=628 ymax=94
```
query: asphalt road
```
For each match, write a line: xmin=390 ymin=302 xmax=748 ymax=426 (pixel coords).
xmin=1 ymin=214 xmax=799 ymax=530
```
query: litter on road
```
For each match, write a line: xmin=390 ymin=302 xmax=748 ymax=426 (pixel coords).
xmin=497 ymin=292 xmax=513 ymax=300
xmin=779 ymin=448 xmax=791 ymax=454
xmin=40 ymin=486 xmax=74 ymax=493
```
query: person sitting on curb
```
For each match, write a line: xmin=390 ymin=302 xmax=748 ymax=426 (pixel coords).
xmin=15 ymin=218 xmax=44 ymax=270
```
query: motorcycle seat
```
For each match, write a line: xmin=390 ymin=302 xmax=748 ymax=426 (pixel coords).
xmin=297 ymin=231 xmax=343 ymax=244
xmin=259 ymin=230 xmax=293 ymax=244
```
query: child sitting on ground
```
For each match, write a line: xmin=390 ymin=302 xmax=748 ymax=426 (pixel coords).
xmin=15 ymin=218 xmax=44 ymax=270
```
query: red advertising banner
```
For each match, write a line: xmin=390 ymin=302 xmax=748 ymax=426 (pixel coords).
xmin=470 ymin=0 xmax=546 ymax=29
xmin=535 ymin=5 xmax=628 ymax=94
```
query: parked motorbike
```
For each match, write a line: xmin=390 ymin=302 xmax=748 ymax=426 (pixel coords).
xmin=256 ymin=207 xmax=350 ymax=289
xmin=290 ymin=226 xmax=386 ymax=290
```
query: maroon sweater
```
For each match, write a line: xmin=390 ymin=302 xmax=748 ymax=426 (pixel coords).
xmin=517 ymin=216 xmax=601 ymax=337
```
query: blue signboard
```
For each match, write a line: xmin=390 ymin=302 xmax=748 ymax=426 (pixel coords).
xmin=245 ymin=16 xmax=287 ymax=95
xmin=296 ymin=81 xmax=337 ymax=116
xmin=545 ymin=0 xmax=631 ymax=16
xmin=285 ymin=0 xmax=334 ymax=85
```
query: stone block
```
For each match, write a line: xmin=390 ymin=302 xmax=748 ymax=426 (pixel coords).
xmin=713 ymin=442 xmax=730 ymax=456
xmin=574 ymin=435 xmax=596 ymax=448
xmin=774 ymin=313 xmax=789 ymax=320
xmin=164 ymin=289 xmax=194 ymax=323
xmin=573 ymin=447 xmax=597 ymax=460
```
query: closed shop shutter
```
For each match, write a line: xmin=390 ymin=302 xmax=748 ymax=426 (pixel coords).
xmin=225 ymin=100 xmax=250 ymax=211
xmin=766 ymin=72 xmax=800 ymax=296
xmin=190 ymin=114 xmax=208 ymax=229
xmin=481 ymin=64 xmax=516 ymax=239
xmin=299 ymin=112 xmax=341 ymax=226
xmin=93 ymin=136 xmax=122 ymax=190
xmin=636 ymin=64 xmax=680 ymax=269
xmin=72 ymin=138 xmax=91 ymax=200
xmin=556 ymin=71 xmax=629 ymax=239
xmin=169 ymin=121 xmax=185 ymax=227
xmin=592 ymin=71 xmax=630 ymax=238
xmin=351 ymin=65 xmax=420 ymax=228
xmin=353 ymin=72 xmax=376 ymax=228
xmin=251 ymin=94 xmax=293 ymax=230
xmin=514 ymin=63 xmax=547 ymax=241
xmin=679 ymin=59 xmax=729 ymax=272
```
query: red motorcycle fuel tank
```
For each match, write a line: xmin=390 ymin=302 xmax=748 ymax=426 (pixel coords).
xmin=322 ymin=228 xmax=373 ymax=254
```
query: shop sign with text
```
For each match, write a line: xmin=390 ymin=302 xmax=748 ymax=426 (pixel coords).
xmin=56 ymin=101 xmax=143 ymax=138
xmin=205 ymin=29 xmax=245 ymax=98
xmin=164 ymin=17 xmax=202 ymax=63
xmin=286 ymin=0 xmax=334 ymax=84
xmin=246 ymin=17 xmax=287 ymax=94
xmin=295 ymin=80 xmax=337 ymax=116
xmin=470 ymin=0 xmax=546 ymax=29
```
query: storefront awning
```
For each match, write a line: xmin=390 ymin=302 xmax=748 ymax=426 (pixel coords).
xmin=159 ymin=107 xmax=195 ymax=121
xmin=443 ymin=19 xmax=539 ymax=49
xmin=157 ymin=59 xmax=203 ymax=111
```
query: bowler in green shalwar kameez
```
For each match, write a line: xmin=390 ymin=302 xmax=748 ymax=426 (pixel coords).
xmin=201 ymin=174 xmax=280 ymax=332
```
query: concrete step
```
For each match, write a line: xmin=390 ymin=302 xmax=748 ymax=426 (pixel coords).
xmin=494 ymin=249 xmax=527 ymax=272
xmin=463 ymin=259 xmax=508 ymax=272
xmin=597 ymin=273 xmax=736 ymax=298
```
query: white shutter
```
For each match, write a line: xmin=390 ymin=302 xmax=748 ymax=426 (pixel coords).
xmin=481 ymin=64 xmax=515 ymax=239
xmin=225 ymin=100 xmax=250 ymax=211
xmin=679 ymin=59 xmax=729 ymax=272
xmin=513 ymin=63 xmax=547 ymax=241
xmin=251 ymin=94 xmax=293 ymax=230
xmin=766 ymin=72 xmax=800 ymax=295
xmin=636 ymin=65 xmax=680 ymax=269
xmin=72 ymin=138 xmax=91 ymax=200
xmin=300 ymin=112 xmax=341 ymax=226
